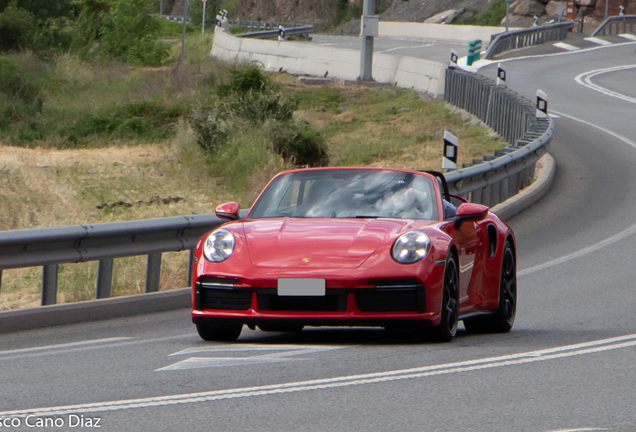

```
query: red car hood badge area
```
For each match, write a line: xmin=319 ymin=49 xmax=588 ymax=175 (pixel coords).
xmin=242 ymin=218 xmax=414 ymax=269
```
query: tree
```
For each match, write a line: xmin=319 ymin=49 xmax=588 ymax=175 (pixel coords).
xmin=189 ymin=0 xmax=222 ymax=29
xmin=73 ymin=0 xmax=169 ymax=66
xmin=0 ymin=2 xmax=36 ymax=52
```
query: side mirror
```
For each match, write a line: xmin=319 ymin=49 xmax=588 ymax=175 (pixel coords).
xmin=454 ymin=203 xmax=488 ymax=228
xmin=215 ymin=202 xmax=240 ymax=220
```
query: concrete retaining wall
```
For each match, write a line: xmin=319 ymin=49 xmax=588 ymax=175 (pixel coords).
xmin=378 ymin=21 xmax=513 ymax=44
xmin=211 ymin=26 xmax=447 ymax=96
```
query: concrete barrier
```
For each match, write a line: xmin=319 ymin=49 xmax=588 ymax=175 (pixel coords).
xmin=378 ymin=21 xmax=515 ymax=45
xmin=211 ymin=26 xmax=447 ymax=96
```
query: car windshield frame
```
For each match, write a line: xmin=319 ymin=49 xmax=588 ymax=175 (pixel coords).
xmin=247 ymin=169 xmax=440 ymax=221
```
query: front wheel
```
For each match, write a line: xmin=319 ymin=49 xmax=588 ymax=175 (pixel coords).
xmin=464 ymin=240 xmax=516 ymax=334
xmin=196 ymin=323 xmax=243 ymax=341
xmin=430 ymin=254 xmax=459 ymax=342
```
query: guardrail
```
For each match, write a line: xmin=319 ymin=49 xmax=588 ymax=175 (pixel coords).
xmin=444 ymin=67 xmax=553 ymax=207
xmin=592 ymin=15 xmax=636 ymax=36
xmin=235 ymin=25 xmax=314 ymax=40
xmin=0 ymin=215 xmax=225 ymax=306
xmin=484 ymin=21 xmax=573 ymax=59
xmin=228 ymin=20 xmax=308 ymax=33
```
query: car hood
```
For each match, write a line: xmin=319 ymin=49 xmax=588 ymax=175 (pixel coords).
xmin=242 ymin=218 xmax=425 ymax=269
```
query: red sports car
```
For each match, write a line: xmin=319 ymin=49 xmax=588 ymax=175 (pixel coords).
xmin=191 ymin=167 xmax=516 ymax=342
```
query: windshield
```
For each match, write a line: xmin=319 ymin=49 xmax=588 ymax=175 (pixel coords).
xmin=248 ymin=169 xmax=439 ymax=220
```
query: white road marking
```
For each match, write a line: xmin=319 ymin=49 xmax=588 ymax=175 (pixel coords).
xmin=585 ymin=37 xmax=613 ymax=46
xmin=618 ymin=33 xmax=636 ymax=41
xmin=0 ymin=337 xmax=132 ymax=356
xmin=377 ymin=44 xmax=433 ymax=54
xmin=5 ymin=333 xmax=636 ymax=416
xmin=158 ymin=344 xmax=347 ymax=371
xmin=575 ymin=64 xmax=636 ymax=105
xmin=519 ymin=109 xmax=636 ymax=277
xmin=554 ymin=42 xmax=580 ymax=51
xmin=0 ymin=333 xmax=192 ymax=362
xmin=547 ymin=429 xmax=609 ymax=432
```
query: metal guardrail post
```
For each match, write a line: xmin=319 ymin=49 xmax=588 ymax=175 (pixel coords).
xmin=145 ymin=253 xmax=162 ymax=293
xmin=187 ymin=249 xmax=195 ymax=288
xmin=41 ymin=264 xmax=58 ymax=305
xmin=96 ymin=258 xmax=114 ymax=299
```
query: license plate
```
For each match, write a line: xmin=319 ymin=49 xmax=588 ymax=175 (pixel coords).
xmin=277 ymin=278 xmax=326 ymax=296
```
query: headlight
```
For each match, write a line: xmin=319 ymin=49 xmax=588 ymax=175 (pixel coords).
xmin=392 ymin=230 xmax=431 ymax=264
xmin=203 ymin=229 xmax=236 ymax=262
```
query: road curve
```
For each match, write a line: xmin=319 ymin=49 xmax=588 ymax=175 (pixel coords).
xmin=1 ymin=41 xmax=636 ymax=432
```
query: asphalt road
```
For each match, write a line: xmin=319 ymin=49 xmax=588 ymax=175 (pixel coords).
xmin=2 ymin=37 xmax=636 ymax=432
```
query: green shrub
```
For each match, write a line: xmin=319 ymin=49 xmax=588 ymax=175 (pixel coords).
xmin=216 ymin=64 xmax=271 ymax=95
xmin=269 ymin=121 xmax=328 ymax=166
xmin=188 ymin=0 xmax=222 ymax=30
xmin=190 ymin=107 xmax=230 ymax=154
xmin=72 ymin=0 xmax=169 ymax=66
xmin=0 ymin=2 xmax=36 ymax=52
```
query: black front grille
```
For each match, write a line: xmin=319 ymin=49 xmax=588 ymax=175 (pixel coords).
xmin=356 ymin=280 xmax=425 ymax=312
xmin=200 ymin=288 xmax=252 ymax=310
xmin=257 ymin=293 xmax=347 ymax=312
xmin=355 ymin=290 xmax=418 ymax=312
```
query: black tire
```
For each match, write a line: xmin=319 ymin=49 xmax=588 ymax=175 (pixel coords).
xmin=430 ymin=254 xmax=459 ymax=342
xmin=196 ymin=323 xmax=243 ymax=341
xmin=464 ymin=240 xmax=516 ymax=334
xmin=258 ymin=324 xmax=304 ymax=332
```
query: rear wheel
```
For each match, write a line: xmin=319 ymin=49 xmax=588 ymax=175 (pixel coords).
xmin=464 ymin=240 xmax=516 ymax=334
xmin=430 ymin=254 xmax=459 ymax=342
xmin=196 ymin=323 xmax=243 ymax=341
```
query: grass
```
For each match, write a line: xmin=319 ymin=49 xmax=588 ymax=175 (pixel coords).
xmin=1 ymin=32 xmax=220 ymax=148
xmin=0 ymin=61 xmax=507 ymax=311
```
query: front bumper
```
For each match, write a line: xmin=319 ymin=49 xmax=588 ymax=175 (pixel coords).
xmin=192 ymin=279 xmax=441 ymax=327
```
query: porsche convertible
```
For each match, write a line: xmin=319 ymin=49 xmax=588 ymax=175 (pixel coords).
xmin=191 ymin=167 xmax=516 ymax=342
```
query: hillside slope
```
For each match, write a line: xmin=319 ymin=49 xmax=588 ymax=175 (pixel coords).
xmin=227 ymin=0 xmax=495 ymax=29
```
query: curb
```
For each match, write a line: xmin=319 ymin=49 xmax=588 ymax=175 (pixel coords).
xmin=0 ymin=155 xmax=554 ymax=335
xmin=0 ymin=288 xmax=190 ymax=335
xmin=491 ymin=153 xmax=555 ymax=221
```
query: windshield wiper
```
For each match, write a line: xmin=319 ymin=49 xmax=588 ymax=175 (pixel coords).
xmin=354 ymin=215 xmax=380 ymax=218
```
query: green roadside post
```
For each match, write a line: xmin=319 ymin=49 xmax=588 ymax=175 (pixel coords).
xmin=466 ymin=39 xmax=482 ymax=66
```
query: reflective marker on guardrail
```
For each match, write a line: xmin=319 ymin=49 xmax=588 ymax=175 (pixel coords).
xmin=443 ymin=131 xmax=459 ymax=171
xmin=497 ymin=63 xmax=506 ymax=86
xmin=537 ymin=90 xmax=548 ymax=119
xmin=450 ymin=50 xmax=458 ymax=68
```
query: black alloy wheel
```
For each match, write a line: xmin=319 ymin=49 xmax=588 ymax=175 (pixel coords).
xmin=430 ymin=254 xmax=459 ymax=342
xmin=196 ymin=323 xmax=243 ymax=341
xmin=464 ymin=240 xmax=516 ymax=334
